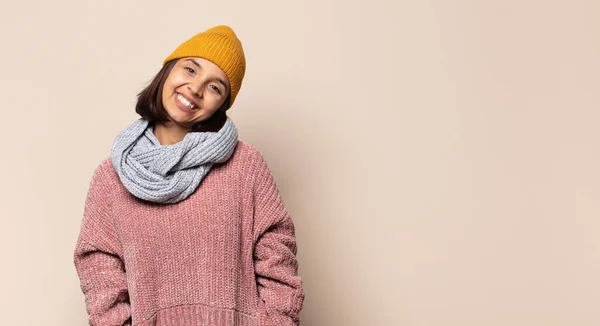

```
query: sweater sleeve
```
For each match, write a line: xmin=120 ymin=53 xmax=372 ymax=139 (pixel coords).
xmin=252 ymin=152 xmax=305 ymax=326
xmin=73 ymin=161 xmax=132 ymax=326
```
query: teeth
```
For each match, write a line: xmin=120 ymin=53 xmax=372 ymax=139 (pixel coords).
xmin=177 ymin=94 xmax=195 ymax=109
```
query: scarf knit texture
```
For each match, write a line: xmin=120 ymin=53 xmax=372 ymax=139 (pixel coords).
xmin=110 ymin=117 xmax=238 ymax=204
xmin=74 ymin=141 xmax=304 ymax=325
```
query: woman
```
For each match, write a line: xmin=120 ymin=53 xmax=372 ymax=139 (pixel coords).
xmin=73 ymin=25 xmax=304 ymax=326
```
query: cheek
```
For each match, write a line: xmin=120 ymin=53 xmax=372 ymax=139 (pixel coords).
xmin=166 ymin=75 xmax=179 ymax=88
xmin=161 ymin=80 xmax=177 ymax=107
xmin=210 ymin=97 xmax=226 ymax=111
xmin=161 ymin=79 xmax=172 ymax=98
xmin=161 ymin=85 xmax=171 ymax=107
xmin=162 ymin=73 xmax=185 ymax=93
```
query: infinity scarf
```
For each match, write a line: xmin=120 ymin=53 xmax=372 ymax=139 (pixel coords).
xmin=110 ymin=118 xmax=238 ymax=204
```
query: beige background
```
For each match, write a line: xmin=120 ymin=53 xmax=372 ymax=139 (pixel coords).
xmin=0 ymin=0 xmax=599 ymax=325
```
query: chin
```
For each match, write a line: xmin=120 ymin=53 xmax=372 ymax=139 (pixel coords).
xmin=172 ymin=114 xmax=199 ymax=126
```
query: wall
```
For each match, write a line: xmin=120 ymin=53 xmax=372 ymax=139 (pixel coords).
xmin=0 ymin=0 xmax=598 ymax=325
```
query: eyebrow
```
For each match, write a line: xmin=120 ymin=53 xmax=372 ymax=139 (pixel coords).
xmin=184 ymin=58 xmax=229 ymax=92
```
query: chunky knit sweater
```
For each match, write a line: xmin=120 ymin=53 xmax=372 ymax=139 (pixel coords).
xmin=74 ymin=141 xmax=304 ymax=326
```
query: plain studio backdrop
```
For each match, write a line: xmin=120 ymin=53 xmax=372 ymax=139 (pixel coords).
xmin=0 ymin=0 xmax=599 ymax=325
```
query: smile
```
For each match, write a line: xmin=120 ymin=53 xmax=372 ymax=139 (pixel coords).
xmin=176 ymin=94 xmax=197 ymax=109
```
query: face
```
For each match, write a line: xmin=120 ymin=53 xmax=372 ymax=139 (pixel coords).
xmin=161 ymin=57 xmax=230 ymax=129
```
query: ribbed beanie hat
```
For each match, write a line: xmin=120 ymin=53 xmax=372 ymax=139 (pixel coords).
xmin=163 ymin=25 xmax=246 ymax=109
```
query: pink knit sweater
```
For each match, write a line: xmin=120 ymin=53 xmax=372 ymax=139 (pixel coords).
xmin=74 ymin=141 xmax=304 ymax=325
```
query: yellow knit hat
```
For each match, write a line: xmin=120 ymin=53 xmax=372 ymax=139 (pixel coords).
xmin=163 ymin=25 xmax=246 ymax=109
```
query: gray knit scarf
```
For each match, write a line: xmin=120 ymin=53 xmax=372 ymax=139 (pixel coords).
xmin=110 ymin=117 xmax=238 ymax=204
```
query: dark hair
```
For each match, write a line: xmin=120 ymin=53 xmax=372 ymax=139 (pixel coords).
xmin=135 ymin=59 xmax=230 ymax=133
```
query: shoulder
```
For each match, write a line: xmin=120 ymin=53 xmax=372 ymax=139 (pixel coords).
xmin=219 ymin=140 xmax=274 ymax=181
xmin=82 ymin=158 xmax=121 ymax=209
xmin=89 ymin=157 xmax=120 ymax=188
xmin=230 ymin=140 xmax=268 ymax=165
xmin=233 ymin=140 xmax=261 ymax=156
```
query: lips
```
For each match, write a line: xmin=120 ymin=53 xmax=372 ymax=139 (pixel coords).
xmin=176 ymin=93 xmax=198 ymax=109
xmin=173 ymin=93 xmax=199 ymax=114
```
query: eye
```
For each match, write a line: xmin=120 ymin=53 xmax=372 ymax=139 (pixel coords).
xmin=184 ymin=66 xmax=195 ymax=74
xmin=210 ymin=85 xmax=222 ymax=95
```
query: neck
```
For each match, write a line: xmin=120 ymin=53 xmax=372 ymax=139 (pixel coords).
xmin=153 ymin=121 xmax=190 ymax=145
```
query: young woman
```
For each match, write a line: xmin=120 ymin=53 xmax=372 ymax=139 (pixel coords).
xmin=74 ymin=25 xmax=304 ymax=326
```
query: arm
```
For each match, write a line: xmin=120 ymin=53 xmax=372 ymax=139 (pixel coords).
xmin=252 ymin=153 xmax=305 ymax=325
xmin=73 ymin=162 xmax=131 ymax=326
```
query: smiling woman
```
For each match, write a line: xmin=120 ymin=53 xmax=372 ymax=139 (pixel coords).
xmin=135 ymin=43 xmax=241 ymax=137
xmin=161 ymin=57 xmax=229 ymax=131
xmin=73 ymin=25 xmax=304 ymax=326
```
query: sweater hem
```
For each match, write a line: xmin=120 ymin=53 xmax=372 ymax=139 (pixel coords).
xmin=134 ymin=303 xmax=259 ymax=326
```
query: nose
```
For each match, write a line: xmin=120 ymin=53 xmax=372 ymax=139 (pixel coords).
xmin=187 ymin=81 xmax=203 ymax=97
